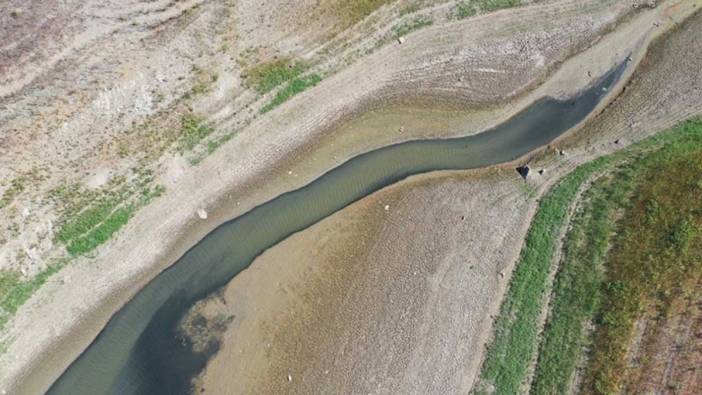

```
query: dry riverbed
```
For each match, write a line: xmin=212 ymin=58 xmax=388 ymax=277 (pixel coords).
xmin=1 ymin=1 xmax=701 ymax=394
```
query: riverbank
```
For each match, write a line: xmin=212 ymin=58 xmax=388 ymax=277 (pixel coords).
xmin=195 ymin=6 xmax=702 ymax=394
xmin=1 ymin=1 xmax=700 ymax=394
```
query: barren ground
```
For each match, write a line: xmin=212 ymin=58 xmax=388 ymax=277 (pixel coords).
xmin=1 ymin=1 xmax=701 ymax=394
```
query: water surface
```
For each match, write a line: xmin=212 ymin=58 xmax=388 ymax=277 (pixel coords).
xmin=48 ymin=61 xmax=627 ymax=395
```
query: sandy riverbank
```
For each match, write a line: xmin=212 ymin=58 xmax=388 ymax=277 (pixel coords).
xmin=2 ymin=1 xmax=700 ymax=394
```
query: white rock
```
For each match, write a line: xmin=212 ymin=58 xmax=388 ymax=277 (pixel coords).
xmin=197 ymin=208 xmax=208 ymax=219
xmin=287 ymin=374 xmax=292 ymax=382
xmin=384 ymin=204 xmax=390 ymax=211
xmin=398 ymin=36 xmax=405 ymax=44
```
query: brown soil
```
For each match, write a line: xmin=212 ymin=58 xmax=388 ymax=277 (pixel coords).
xmin=1 ymin=1 xmax=700 ymax=394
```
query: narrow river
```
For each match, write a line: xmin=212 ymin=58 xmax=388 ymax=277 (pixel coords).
xmin=47 ymin=60 xmax=627 ymax=395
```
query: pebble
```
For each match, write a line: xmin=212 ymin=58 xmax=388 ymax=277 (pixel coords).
xmin=384 ymin=204 xmax=390 ymax=211
xmin=197 ymin=208 xmax=208 ymax=219
xmin=287 ymin=374 xmax=292 ymax=382
xmin=398 ymin=36 xmax=405 ymax=44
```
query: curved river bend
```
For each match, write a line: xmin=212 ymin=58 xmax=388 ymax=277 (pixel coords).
xmin=48 ymin=61 xmax=627 ymax=394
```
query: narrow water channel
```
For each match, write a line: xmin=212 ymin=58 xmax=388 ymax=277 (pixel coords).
xmin=47 ymin=60 xmax=627 ymax=395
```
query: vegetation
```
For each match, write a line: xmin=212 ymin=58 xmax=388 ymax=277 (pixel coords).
xmin=0 ymin=259 xmax=68 ymax=330
xmin=0 ymin=177 xmax=26 ymax=209
xmin=474 ymin=157 xmax=609 ymax=394
xmin=392 ymin=15 xmax=433 ymax=39
xmin=177 ymin=115 xmax=215 ymax=153
xmin=244 ymin=59 xmax=306 ymax=94
xmin=261 ymin=73 xmax=323 ymax=113
xmin=583 ymin=121 xmax=702 ymax=394
xmin=456 ymin=0 xmax=521 ymax=19
xmin=339 ymin=0 xmax=394 ymax=27
xmin=475 ymin=118 xmax=702 ymax=394
xmin=51 ymin=170 xmax=165 ymax=256
xmin=530 ymin=119 xmax=702 ymax=395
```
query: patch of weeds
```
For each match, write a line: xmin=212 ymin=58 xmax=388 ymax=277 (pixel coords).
xmin=0 ymin=259 xmax=69 ymax=331
xmin=456 ymin=1 xmax=478 ymax=19
xmin=339 ymin=0 xmax=394 ymax=27
xmin=177 ymin=115 xmax=215 ymax=153
xmin=392 ymin=15 xmax=433 ymax=39
xmin=474 ymin=117 xmax=702 ymax=395
xmin=456 ymin=0 xmax=521 ymax=19
xmin=244 ymin=59 xmax=306 ymax=94
xmin=0 ymin=177 xmax=26 ymax=209
xmin=399 ymin=0 xmax=425 ymax=16
xmin=261 ymin=74 xmax=323 ymax=114
xmin=473 ymin=156 xmax=611 ymax=395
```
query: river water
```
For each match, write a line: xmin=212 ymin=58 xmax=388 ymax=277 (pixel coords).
xmin=47 ymin=60 xmax=627 ymax=395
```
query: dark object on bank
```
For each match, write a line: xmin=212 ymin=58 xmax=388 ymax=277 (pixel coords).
xmin=517 ymin=165 xmax=530 ymax=179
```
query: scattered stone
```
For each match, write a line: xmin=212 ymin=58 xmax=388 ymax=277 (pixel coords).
xmin=398 ymin=126 xmax=405 ymax=133
xmin=602 ymin=86 xmax=608 ymax=92
xmin=10 ymin=8 xmax=22 ymax=18
xmin=197 ymin=208 xmax=208 ymax=219
xmin=384 ymin=204 xmax=390 ymax=211
xmin=498 ymin=271 xmax=505 ymax=279
xmin=287 ymin=170 xmax=293 ymax=175
xmin=538 ymin=169 xmax=545 ymax=175
xmin=559 ymin=149 xmax=567 ymax=156
xmin=516 ymin=165 xmax=530 ymax=179
xmin=645 ymin=0 xmax=657 ymax=8
xmin=398 ymin=36 xmax=405 ymax=44
xmin=614 ymin=139 xmax=620 ymax=144
xmin=287 ymin=374 xmax=292 ymax=382
xmin=460 ymin=215 xmax=465 ymax=220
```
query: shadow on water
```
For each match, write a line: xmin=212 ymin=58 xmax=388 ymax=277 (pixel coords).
xmin=47 ymin=60 xmax=628 ymax=395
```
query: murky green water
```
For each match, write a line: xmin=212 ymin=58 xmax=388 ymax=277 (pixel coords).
xmin=47 ymin=61 xmax=626 ymax=395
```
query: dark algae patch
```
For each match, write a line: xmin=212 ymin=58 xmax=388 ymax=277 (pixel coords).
xmin=48 ymin=62 xmax=626 ymax=395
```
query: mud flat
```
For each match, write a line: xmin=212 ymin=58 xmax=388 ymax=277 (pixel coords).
xmin=195 ymin=6 xmax=702 ymax=395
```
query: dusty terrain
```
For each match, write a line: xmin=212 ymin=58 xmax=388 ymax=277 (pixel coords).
xmin=1 ymin=0 xmax=701 ymax=394
xmin=193 ymin=5 xmax=702 ymax=394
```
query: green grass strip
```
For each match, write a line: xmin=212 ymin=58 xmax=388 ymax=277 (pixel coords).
xmin=474 ymin=157 xmax=610 ymax=394
xmin=261 ymin=74 xmax=322 ymax=114
xmin=475 ymin=117 xmax=702 ymax=395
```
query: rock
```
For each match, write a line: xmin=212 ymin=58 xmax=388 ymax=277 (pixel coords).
xmin=10 ymin=8 xmax=22 ymax=18
xmin=398 ymin=126 xmax=404 ymax=133
xmin=645 ymin=0 xmax=657 ymax=8
xmin=614 ymin=139 xmax=620 ymax=144
xmin=538 ymin=169 xmax=545 ymax=175
xmin=287 ymin=374 xmax=292 ymax=382
xmin=197 ymin=208 xmax=208 ymax=219
xmin=498 ymin=271 xmax=505 ymax=279
xmin=384 ymin=204 xmax=390 ymax=211
xmin=559 ymin=149 xmax=567 ymax=156
xmin=398 ymin=36 xmax=405 ymax=44
xmin=516 ymin=165 xmax=530 ymax=179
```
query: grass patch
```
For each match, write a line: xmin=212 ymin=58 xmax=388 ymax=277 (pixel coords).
xmin=475 ymin=118 xmax=702 ymax=394
xmin=583 ymin=122 xmax=702 ymax=394
xmin=244 ymin=59 xmax=306 ymax=94
xmin=260 ymin=73 xmax=323 ymax=114
xmin=392 ymin=15 xmax=433 ymax=39
xmin=474 ymin=157 xmax=611 ymax=395
xmin=0 ymin=259 xmax=68 ymax=330
xmin=530 ymin=119 xmax=702 ymax=395
xmin=338 ymin=0 xmax=394 ymax=27
xmin=177 ymin=115 xmax=215 ymax=153
xmin=456 ymin=0 xmax=521 ymax=19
